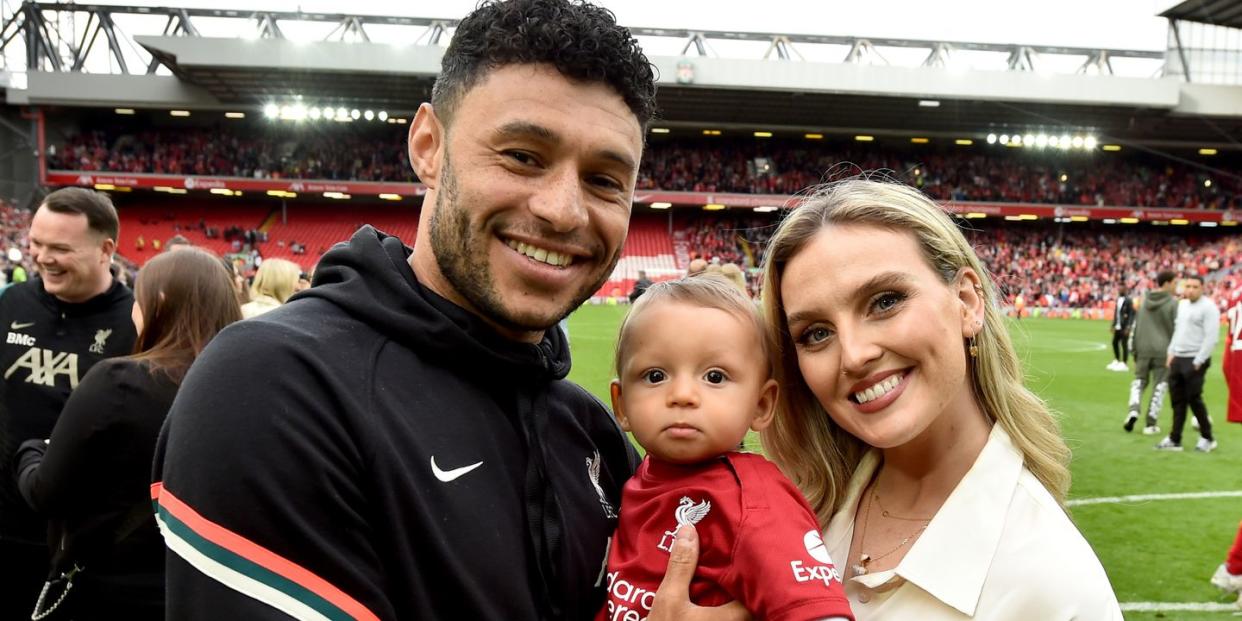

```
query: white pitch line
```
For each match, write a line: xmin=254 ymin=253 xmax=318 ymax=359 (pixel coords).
xmin=1120 ymin=602 xmax=1238 ymax=612
xmin=1067 ymin=490 xmax=1242 ymax=507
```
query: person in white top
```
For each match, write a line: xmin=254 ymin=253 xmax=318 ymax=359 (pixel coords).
xmin=752 ymin=179 xmax=1122 ymax=620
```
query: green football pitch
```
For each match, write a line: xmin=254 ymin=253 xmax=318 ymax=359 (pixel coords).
xmin=565 ymin=306 xmax=1240 ymax=620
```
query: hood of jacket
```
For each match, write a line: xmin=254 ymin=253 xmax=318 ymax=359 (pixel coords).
xmin=299 ymin=225 xmax=573 ymax=381
xmin=1143 ymin=289 xmax=1175 ymax=313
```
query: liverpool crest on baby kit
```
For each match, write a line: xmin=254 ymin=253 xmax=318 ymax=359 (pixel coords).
xmin=657 ymin=496 xmax=711 ymax=552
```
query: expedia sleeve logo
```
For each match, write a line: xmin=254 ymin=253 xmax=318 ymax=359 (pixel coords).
xmin=790 ymin=530 xmax=842 ymax=586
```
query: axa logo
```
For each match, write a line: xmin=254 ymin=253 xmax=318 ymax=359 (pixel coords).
xmin=75 ymin=175 xmax=93 ymax=185
xmin=657 ymin=496 xmax=710 ymax=553
xmin=4 ymin=347 xmax=80 ymax=389
xmin=587 ymin=450 xmax=617 ymax=518
xmin=89 ymin=329 xmax=112 ymax=354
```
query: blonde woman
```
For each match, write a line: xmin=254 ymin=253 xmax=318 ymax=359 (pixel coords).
xmin=758 ymin=179 xmax=1121 ymax=619
xmin=241 ymin=258 xmax=300 ymax=319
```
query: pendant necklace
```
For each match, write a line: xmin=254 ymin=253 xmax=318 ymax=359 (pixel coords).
xmin=852 ymin=486 xmax=933 ymax=577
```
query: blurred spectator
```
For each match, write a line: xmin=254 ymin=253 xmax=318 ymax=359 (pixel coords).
xmin=241 ymin=258 xmax=301 ymax=319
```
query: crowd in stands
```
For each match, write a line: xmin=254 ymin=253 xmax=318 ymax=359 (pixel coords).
xmin=637 ymin=139 xmax=1242 ymax=210
xmin=679 ymin=215 xmax=776 ymax=268
xmin=673 ymin=213 xmax=1240 ymax=309
xmin=963 ymin=226 xmax=1240 ymax=309
xmin=47 ymin=126 xmax=415 ymax=183
xmin=46 ymin=127 xmax=1242 ymax=211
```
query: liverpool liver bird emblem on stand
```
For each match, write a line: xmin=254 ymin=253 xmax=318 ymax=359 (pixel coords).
xmin=658 ymin=496 xmax=712 ymax=552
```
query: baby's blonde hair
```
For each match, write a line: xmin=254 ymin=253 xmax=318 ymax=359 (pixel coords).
xmin=614 ymin=274 xmax=772 ymax=378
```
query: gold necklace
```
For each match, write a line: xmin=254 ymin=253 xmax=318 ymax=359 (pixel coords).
xmin=852 ymin=487 xmax=931 ymax=577
xmin=872 ymin=488 xmax=935 ymax=522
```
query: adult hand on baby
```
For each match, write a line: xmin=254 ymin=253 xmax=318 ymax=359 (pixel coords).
xmin=645 ymin=524 xmax=752 ymax=621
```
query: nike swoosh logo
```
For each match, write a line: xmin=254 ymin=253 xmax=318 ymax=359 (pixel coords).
xmin=431 ymin=456 xmax=483 ymax=483
xmin=10 ymin=322 xmax=34 ymax=330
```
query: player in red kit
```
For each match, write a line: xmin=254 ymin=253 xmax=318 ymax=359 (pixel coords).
xmin=1223 ymin=283 xmax=1241 ymax=425
xmin=600 ymin=275 xmax=853 ymax=621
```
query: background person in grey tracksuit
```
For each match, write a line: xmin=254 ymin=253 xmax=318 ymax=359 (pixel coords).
xmin=1125 ymin=271 xmax=1179 ymax=434
xmin=1156 ymin=275 xmax=1222 ymax=451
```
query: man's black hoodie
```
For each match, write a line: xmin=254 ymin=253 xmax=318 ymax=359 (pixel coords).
xmin=154 ymin=226 xmax=638 ymax=620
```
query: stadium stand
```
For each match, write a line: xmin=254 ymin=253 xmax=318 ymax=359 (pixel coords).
xmin=115 ymin=201 xmax=418 ymax=272
xmin=637 ymin=139 xmax=1242 ymax=210
xmin=48 ymin=125 xmax=415 ymax=182
xmin=610 ymin=210 xmax=1240 ymax=311
xmin=260 ymin=204 xmax=418 ymax=267
xmin=48 ymin=128 xmax=1241 ymax=211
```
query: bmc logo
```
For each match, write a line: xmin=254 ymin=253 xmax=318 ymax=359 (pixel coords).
xmin=4 ymin=347 xmax=80 ymax=389
xmin=6 ymin=332 xmax=35 ymax=346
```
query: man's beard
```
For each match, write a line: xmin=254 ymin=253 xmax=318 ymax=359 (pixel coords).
xmin=428 ymin=154 xmax=621 ymax=333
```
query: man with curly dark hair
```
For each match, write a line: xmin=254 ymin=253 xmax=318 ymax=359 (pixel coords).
xmin=153 ymin=1 xmax=685 ymax=620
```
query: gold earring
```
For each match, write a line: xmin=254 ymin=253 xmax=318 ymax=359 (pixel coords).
xmin=969 ymin=335 xmax=979 ymax=358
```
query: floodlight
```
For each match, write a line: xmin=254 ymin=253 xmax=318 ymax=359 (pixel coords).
xmin=7 ymin=248 xmax=21 ymax=262
xmin=280 ymin=105 xmax=294 ymax=119
xmin=986 ymin=133 xmax=997 ymax=144
xmin=1084 ymin=136 xmax=1097 ymax=150
xmin=1035 ymin=134 xmax=1048 ymax=148
xmin=1022 ymin=135 xmax=1035 ymax=147
xmin=1059 ymin=135 xmax=1072 ymax=150
xmin=264 ymin=104 xmax=279 ymax=118
xmin=350 ymin=109 xmax=361 ymax=120
xmin=364 ymin=110 xmax=375 ymax=121
xmin=999 ymin=134 xmax=1009 ymax=145
xmin=1048 ymin=136 xmax=1060 ymax=147
xmin=378 ymin=110 xmax=389 ymax=121
xmin=1010 ymin=135 xmax=1022 ymax=146
xmin=1205 ymin=179 xmax=1213 ymax=188
xmin=1071 ymin=136 xmax=1084 ymax=149
xmin=336 ymin=107 xmax=349 ymax=120
xmin=291 ymin=104 xmax=307 ymax=120
xmin=1060 ymin=173 xmax=1068 ymax=182
xmin=309 ymin=107 xmax=322 ymax=120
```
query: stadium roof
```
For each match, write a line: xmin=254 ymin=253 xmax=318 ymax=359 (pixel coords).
xmin=1160 ymin=0 xmax=1242 ymax=30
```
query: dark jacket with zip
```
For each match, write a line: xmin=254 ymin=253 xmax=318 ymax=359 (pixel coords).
xmin=153 ymin=226 xmax=638 ymax=620
xmin=0 ymin=277 xmax=136 ymax=545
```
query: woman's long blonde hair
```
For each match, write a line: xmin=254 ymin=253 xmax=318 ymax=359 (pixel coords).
xmin=760 ymin=179 xmax=1070 ymax=527
xmin=249 ymin=258 xmax=301 ymax=304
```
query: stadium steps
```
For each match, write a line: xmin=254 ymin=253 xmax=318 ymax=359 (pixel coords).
xmin=260 ymin=204 xmax=419 ymax=270
xmin=116 ymin=202 xmax=270 ymax=265
xmin=596 ymin=215 xmax=677 ymax=297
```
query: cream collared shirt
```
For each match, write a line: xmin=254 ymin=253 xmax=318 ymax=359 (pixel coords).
xmin=823 ymin=426 xmax=1123 ymax=620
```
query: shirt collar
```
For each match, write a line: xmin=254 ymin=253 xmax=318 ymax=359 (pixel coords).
xmin=893 ymin=425 xmax=1022 ymax=616
xmin=825 ymin=425 xmax=1023 ymax=617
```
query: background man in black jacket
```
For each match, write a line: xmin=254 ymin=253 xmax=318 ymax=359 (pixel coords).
xmin=0 ymin=186 xmax=137 ymax=618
